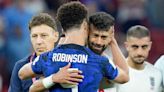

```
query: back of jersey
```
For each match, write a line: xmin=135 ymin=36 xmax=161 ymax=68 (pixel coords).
xmin=32 ymin=44 xmax=118 ymax=92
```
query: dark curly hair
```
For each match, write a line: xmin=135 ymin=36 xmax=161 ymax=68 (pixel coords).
xmin=29 ymin=13 xmax=57 ymax=32
xmin=57 ymin=1 xmax=88 ymax=32
xmin=89 ymin=12 xmax=114 ymax=31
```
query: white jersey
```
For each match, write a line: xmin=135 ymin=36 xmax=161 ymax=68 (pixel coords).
xmin=97 ymin=51 xmax=117 ymax=92
xmin=116 ymin=62 xmax=162 ymax=92
xmin=154 ymin=55 xmax=164 ymax=86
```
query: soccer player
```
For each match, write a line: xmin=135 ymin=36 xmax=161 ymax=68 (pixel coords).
xmin=115 ymin=25 xmax=162 ymax=92
xmin=19 ymin=1 xmax=128 ymax=92
xmin=88 ymin=12 xmax=129 ymax=92
xmin=19 ymin=2 xmax=129 ymax=92
xmin=19 ymin=2 xmax=91 ymax=92
xmin=8 ymin=13 xmax=83 ymax=92
xmin=154 ymin=55 xmax=164 ymax=88
xmin=28 ymin=12 xmax=129 ymax=92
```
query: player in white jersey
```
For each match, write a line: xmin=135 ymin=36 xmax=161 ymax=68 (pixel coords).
xmin=113 ymin=25 xmax=163 ymax=92
xmin=154 ymin=55 xmax=164 ymax=90
xmin=116 ymin=62 xmax=162 ymax=92
xmin=88 ymin=12 xmax=129 ymax=92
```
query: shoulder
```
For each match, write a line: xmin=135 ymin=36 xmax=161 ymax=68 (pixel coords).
xmin=85 ymin=47 xmax=108 ymax=60
xmin=92 ymin=53 xmax=109 ymax=62
xmin=145 ymin=62 xmax=162 ymax=84
xmin=145 ymin=62 xmax=161 ymax=74
xmin=145 ymin=62 xmax=156 ymax=70
xmin=155 ymin=55 xmax=164 ymax=65
xmin=159 ymin=55 xmax=164 ymax=60
xmin=14 ymin=55 xmax=32 ymax=69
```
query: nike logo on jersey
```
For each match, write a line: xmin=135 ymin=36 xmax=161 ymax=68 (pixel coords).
xmin=52 ymin=53 xmax=88 ymax=64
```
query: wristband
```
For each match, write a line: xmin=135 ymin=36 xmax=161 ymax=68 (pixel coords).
xmin=67 ymin=68 xmax=78 ymax=72
xmin=42 ymin=75 xmax=55 ymax=88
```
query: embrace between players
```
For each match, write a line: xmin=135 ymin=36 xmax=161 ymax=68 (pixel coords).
xmin=9 ymin=1 xmax=129 ymax=92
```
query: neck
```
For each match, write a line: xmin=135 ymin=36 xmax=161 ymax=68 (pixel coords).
xmin=63 ymin=28 xmax=86 ymax=46
xmin=127 ymin=57 xmax=145 ymax=70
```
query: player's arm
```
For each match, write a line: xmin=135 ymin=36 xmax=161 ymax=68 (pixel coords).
xmin=104 ymin=27 xmax=129 ymax=83
xmin=29 ymin=79 xmax=46 ymax=92
xmin=113 ymin=66 xmax=129 ymax=83
xmin=19 ymin=56 xmax=42 ymax=80
xmin=29 ymin=63 xmax=84 ymax=92
xmin=18 ymin=62 xmax=37 ymax=80
xmin=109 ymin=36 xmax=129 ymax=83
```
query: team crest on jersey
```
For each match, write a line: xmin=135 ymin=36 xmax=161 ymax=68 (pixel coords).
xmin=150 ymin=76 xmax=155 ymax=90
xmin=52 ymin=53 xmax=88 ymax=64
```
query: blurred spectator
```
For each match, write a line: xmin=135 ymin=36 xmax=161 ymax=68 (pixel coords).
xmin=0 ymin=14 xmax=9 ymax=92
xmin=81 ymin=0 xmax=118 ymax=17
xmin=0 ymin=15 xmax=6 ymax=56
xmin=22 ymin=0 xmax=46 ymax=14
xmin=97 ymin=0 xmax=118 ymax=18
xmin=117 ymin=0 xmax=146 ymax=33
xmin=3 ymin=0 xmax=46 ymax=73
xmin=44 ymin=0 xmax=79 ymax=16
xmin=81 ymin=0 xmax=99 ymax=15
xmin=0 ymin=75 xmax=2 ymax=92
xmin=0 ymin=0 xmax=12 ymax=9
xmin=145 ymin=0 xmax=164 ymax=28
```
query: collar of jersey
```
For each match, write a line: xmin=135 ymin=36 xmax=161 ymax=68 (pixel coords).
xmin=58 ymin=44 xmax=84 ymax=48
xmin=57 ymin=44 xmax=90 ymax=55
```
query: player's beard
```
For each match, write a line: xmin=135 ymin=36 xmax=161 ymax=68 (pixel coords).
xmin=88 ymin=42 xmax=107 ymax=55
xmin=131 ymin=55 xmax=146 ymax=65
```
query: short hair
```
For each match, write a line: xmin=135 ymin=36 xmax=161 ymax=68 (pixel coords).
xmin=127 ymin=25 xmax=150 ymax=39
xmin=89 ymin=12 xmax=115 ymax=31
xmin=29 ymin=13 xmax=57 ymax=32
xmin=57 ymin=1 xmax=88 ymax=32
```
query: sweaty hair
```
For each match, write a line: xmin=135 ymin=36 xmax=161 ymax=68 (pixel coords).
xmin=127 ymin=25 xmax=150 ymax=39
xmin=89 ymin=12 xmax=115 ymax=31
xmin=57 ymin=1 xmax=88 ymax=32
xmin=29 ymin=13 xmax=57 ymax=32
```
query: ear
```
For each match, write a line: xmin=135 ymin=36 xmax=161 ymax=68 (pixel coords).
xmin=124 ymin=41 xmax=129 ymax=51
xmin=148 ymin=41 xmax=152 ymax=50
xmin=111 ymin=26 xmax=114 ymax=33
xmin=53 ymin=31 xmax=59 ymax=43
xmin=81 ymin=20 xmax=88 ymax=32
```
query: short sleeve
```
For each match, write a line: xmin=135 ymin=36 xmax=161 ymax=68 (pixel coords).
xmin=102 ymin=58 xmax=118 ymax=80
xmin=31 ymin=56 xmax=43 ymax=74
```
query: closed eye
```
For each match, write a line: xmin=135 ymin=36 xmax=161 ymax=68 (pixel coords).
xmin=101 ymin=36 xmax=108 ymax=40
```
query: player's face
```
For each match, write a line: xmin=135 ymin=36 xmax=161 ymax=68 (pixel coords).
xmin=30 ymin=24 xmax=58 ymax=56
xmin=88 ymin=25 xmax=112 ymax=55
xmin=125 ymin=37 xmax=152 ymax=64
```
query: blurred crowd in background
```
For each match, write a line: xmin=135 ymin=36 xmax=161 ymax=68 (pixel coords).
xmin=0 ymin=0 xmax=164 ymax=92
